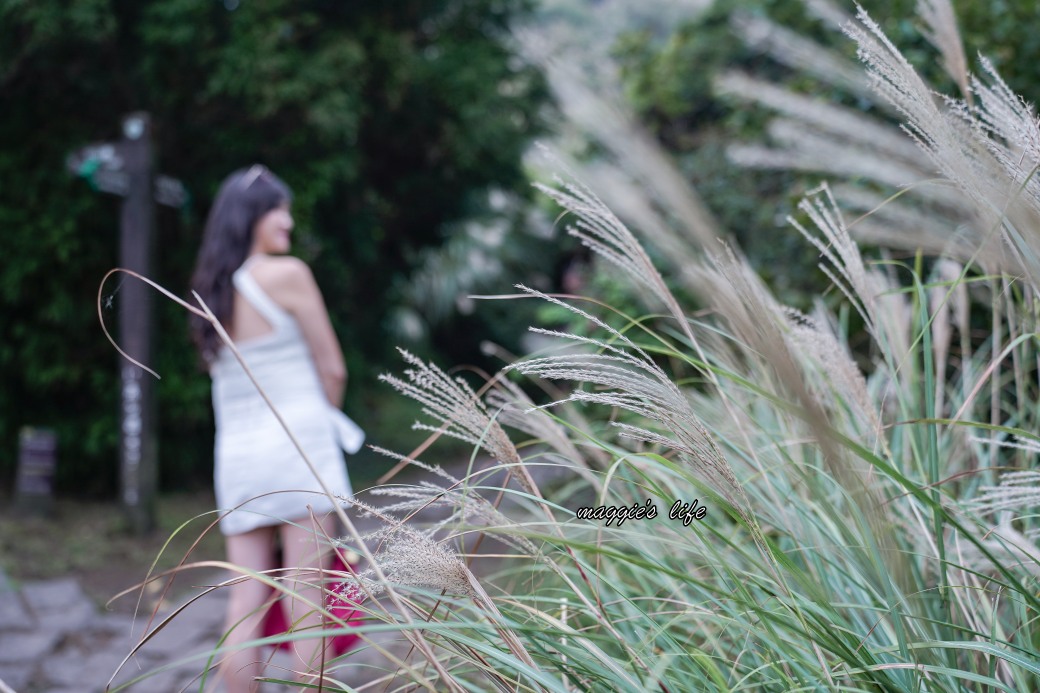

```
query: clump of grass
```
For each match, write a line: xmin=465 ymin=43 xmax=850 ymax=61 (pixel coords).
xmin=344 ymin=4 xmax=1040 ymax=689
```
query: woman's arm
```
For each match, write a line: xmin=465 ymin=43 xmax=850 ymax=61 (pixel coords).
xmin=253 ymin=256 xmax=347 ymax=407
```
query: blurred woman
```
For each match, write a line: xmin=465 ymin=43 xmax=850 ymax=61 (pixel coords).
xmin=190 ymin=165 xmax=359 ymax=692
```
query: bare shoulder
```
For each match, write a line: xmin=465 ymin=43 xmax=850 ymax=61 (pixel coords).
xmin=248 ymin=255 xmax=318 ymax=308
xmin=250 ymin=255 xmax=314 ymax=288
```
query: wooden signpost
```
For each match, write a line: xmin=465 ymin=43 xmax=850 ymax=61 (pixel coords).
xmin=67 ymin=112 xmax=185 ymax=535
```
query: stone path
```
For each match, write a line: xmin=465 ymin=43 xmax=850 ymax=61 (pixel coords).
xmin=0 ymin=458 xmax=568 ymax=692
xmin=0 ymin=573 xmax=215 ymax=692
xmin=1 ymin=523 xmax=479 ymax=693
xmin=0 ymin=568 xmax=417 ymax=693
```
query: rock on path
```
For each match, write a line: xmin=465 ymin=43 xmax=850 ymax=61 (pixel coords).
xmin=1 ymin=574 xmax=226 ymax=692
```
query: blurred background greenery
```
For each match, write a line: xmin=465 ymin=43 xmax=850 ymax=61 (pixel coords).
xmin=3 ymin=0 xmax=1039 ymax=498
xmin=1 ymin=0 xmax=552 ymax=494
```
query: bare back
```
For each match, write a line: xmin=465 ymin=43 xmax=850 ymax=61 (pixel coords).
xmin=229 ymin=254 xmax=347 ymax=407
xmin=230 ymin=286 xmax=276 ymax=343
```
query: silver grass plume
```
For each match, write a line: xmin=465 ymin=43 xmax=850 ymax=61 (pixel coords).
xmin=844 ymin=9 xmax=966 ymax=162
xmin=378 ymin=348 xmax=535 ymax=495
xmin=953 ymin=517 xmax=1040 ymax=577
xmin=846 ymin=8 xmax=1040 ymax=289
xmin=741 ymin=117 xmax=934 ymax=190
xmin=515 ymin=38 xmax=723 ymax=252
xmin=382 ymin=344 xmax=669 ymax=675
xmin=485 ymin=379 xmax=581 ymax=464
xmin=685 ymin=246 xmax=902 ymax=587
xmin=961 ymin=59 xmax=1040 ymax=220
xmin=362 ymin=455 xmax=539 ymax=556
xmin=917 ymin=0 xmax=971 ymax=103
xmin=533 ymin=165 xmax=770 ymax=469
xmin=828 ymin=184 xmax=981 ymax=263
xmin=553 ymin=153 xmax=704 ymax=279
xmin=784 ymin=307 xmax=881 ymax=446
xmin=717 ymin=72 xmax=975 ymax=220
xmin=948 ymin=437 xmax=1040 ymax=577
xmin=972 ymin=470 xmax=1040 ymax=518
xmin=533 ymin=172 xmax=699 ymax=349
xmin=510 ymin=286 xmax=747 ymax=514
xmin=485 ymin=377 xmax=605 ymax=489
xmin=715 ymin=70 xmax=921 ymax=167
xmin=958 ymin=62 xmax=1040 ymax=288
xmin=339 ymin=525 xmax=474 ymax=598
xmin=970 ymin=437 xmax=1040 ymax=533
xmin=725 ymin=1 xmax=1037 ymax=285
xmin=339 ymin=498 xmax=542 ymax=672
xmin=789 ymin=184 xmax=912 ymax=361
xmin=731 ymin=10 xmax=876 ymax=105
xmin=720 ymin=10 xmax=987 ymax=269
xmin=685 ymin=247 xmax=857 ymax=461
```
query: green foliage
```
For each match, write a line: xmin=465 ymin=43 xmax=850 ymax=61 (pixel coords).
xmin=957 ymin=0 xmax=1040 ymax=95
xmin=612 ymin=1 xmax=787 ymax=141
xmin=0 ymin=0 xmax=546 ymax=494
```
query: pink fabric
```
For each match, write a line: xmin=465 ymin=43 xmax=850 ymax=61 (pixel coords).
xmin=260 ymin=552 xmax=364 ymax=656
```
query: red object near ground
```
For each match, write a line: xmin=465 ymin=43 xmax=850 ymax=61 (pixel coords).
xmin=260 ymin=552 xmax=364 ymax=656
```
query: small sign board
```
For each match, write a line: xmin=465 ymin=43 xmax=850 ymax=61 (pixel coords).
xmin=15 ymin=427 xmax=57 ymax=514
xmin=66 ymin=143 xmax=186 ymax=207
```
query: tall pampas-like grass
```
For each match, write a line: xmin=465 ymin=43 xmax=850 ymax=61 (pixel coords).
xmin=377 ymin=4 xmax=1040 ymax=686
xmin=846 ymin=8 xmax=1040 ymax=289
xmin=115 ymin=3 xmax=1040 ymax=691
xmin=918 ymin=0 xmax=971 ymax=102
xmin=724 ymin=1 xmax=1040 ymax=292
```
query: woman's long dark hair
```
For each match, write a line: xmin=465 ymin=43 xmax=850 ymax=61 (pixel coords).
xmin=189 ymin=166 xmax=292 ymax=364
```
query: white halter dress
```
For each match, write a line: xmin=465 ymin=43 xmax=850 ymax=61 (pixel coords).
xmin=210 ymin=258 xmax=359 ymax=536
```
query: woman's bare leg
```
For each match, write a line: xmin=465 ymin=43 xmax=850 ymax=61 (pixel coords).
xmin=280 ymin=514 xmax=337 ymax=687
xmin=221 ymin=525 xmax=278 ymax=693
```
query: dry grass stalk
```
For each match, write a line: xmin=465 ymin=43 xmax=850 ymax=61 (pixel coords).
xmin=378 ymin=348 xmax=536 ymax=495
xmin=510 ymin=285 xmax=747 ymax=513
xmin=361 ymin=455 xmax=540 ymax=555
xmin=846 ymin=8 xmax=1040 ymax=290
xmin=731 ymin=10 xmax=876 ymax=104
xmin=716 ymin=70 xmax=920 ymax=165
xmin=917 ymin=0 xmax=971 ymax=103
xmin=517 ymin=44 xmax=724 ymax=252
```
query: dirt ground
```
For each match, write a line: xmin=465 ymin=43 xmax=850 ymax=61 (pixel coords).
xmin=0 ymin=454 xmax=546 ymax=620
xmin=0 ymin=491 xmax=227 ymax=612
